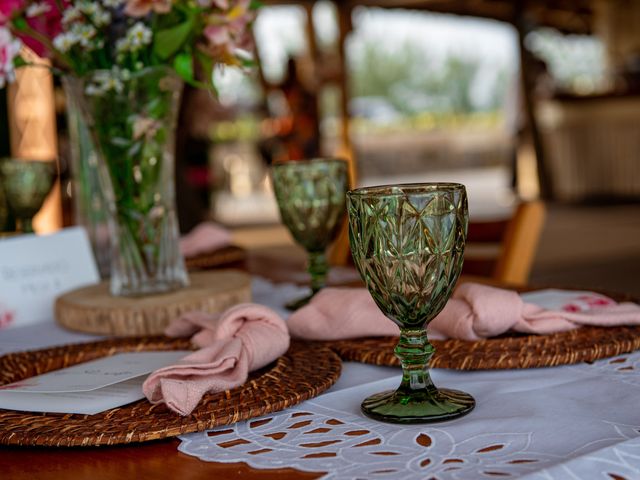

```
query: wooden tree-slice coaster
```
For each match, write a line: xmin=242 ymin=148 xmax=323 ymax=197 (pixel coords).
xmin=184 ymin=245 xmax=247 ymax=271
xmin=55 ymin=270 xmax=251 ymax=336
xmin=0 ymin=337 xmax=342 ymax=447
xmin=329 ymin=325 xmax=640 ymax=370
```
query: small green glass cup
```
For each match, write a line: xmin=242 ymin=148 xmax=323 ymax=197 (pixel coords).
xmin=347 ymin=183 xmax=475 ymax=423
xmin=0 ymin=159 xmax=56 ymax=234
xmin=272 ymin=158 xmax=349 ymax=310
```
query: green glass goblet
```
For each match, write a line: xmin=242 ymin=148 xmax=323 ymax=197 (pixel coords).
xmin=272 ymin=158 xmax=349 ymax=310
xmin=347 ymin=183 xmax=475 ymax=423
xmin=0 ymin=159 xmax=56 ymax=234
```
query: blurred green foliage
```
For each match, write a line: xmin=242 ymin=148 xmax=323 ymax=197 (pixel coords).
xmin=349 ymin=39 xmax=509 ymax=115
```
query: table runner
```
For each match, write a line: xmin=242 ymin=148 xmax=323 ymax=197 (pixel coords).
xmin=178 ymin=353 xmax=640 ymax=479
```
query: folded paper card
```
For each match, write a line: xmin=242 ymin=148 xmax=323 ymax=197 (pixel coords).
xmin=0 ymin=351 xmax=190 ymax=415
xmin=0 ymin=227 xmax=100 ymax=330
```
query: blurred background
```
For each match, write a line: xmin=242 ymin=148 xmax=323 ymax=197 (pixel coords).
xmin=1 ymin=0 xmax=639 ymax=295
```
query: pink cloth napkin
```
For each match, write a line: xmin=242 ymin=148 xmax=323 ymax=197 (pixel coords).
xmin=179 ymin=221 xmax=232 ymax=258
xmin=288 ymin=283 xmax=640 ymax=341
xmin=143 ymin=304 xmax=290 ymax=416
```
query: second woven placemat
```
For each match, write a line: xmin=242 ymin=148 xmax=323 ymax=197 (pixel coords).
xmin=0 ymin=337 xmax=341 ymax=447
xmin=329 ymin=325 xmax=640 ymax=370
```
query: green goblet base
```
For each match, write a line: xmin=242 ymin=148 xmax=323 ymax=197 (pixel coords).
xmin=285 ymin=292 xmax=315 ymax=311
xmin=361 ymin=386 xmax=475 ymax=424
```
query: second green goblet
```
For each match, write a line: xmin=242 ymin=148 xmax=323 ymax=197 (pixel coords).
xmin=272 ymin=158 xmax=349 ymax=310
xmin=0 ymin=159 xmax=56 ymax=234
xmin=347 ymin=182 xmax=475 ymax=423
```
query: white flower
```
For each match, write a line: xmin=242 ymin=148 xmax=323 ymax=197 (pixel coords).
xmin=77 ymin=2 xmax=98 ymax=16
xmin=0 ymin=27 xmax=21 ymax=88
xmin=76 ymin=2 xmax=111 ymax=27
xmin=85 ymin=67 xmax=130 ymax=96
xmin=92 ymin=9 xmax=111 ymax=26
xmin=128 ymin=22 xmax=152 ymax=49
xmin=116 ymin=22 xmax=152 ymax=53
xmin=62 ymin=7 xmax=81 ymax=25
xmin=115 ymin=37 xmax=129 ymax=53
xmin=53 ymin=32 xmax=78 ymax=53
xmin=25 ymin=2 xmax=52 ymax=17
xmin=70 ymin=24 xmax=98 ymax=49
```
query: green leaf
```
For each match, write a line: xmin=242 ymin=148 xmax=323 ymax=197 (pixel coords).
xmin=153 ymin=19 xmax=194 ymax=60
xmin=250 ymin=0 xmax=263 ymax=10
xmin=13 ymin=56 xmax=29 ymax=68
xmin=11 ymin=17 xmax=28 ymax=32
xmin=173 ymin=52 xmax=194 ymax=83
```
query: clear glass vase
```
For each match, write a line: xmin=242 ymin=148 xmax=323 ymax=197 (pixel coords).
xmin=63 ymin=79 xmax=111 ymax=278
xmin=64 ymin=67 xmax=189 ymax=296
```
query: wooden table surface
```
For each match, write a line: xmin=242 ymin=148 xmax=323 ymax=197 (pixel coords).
xmin=0 ymin=440 xmax=323 ymax=479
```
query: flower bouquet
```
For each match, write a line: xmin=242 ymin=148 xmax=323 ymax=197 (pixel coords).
xmin=1 ymin=0 xmax=256 ymax=296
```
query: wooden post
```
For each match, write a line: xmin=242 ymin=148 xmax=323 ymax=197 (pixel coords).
xmin=514 ymin=0 xmax=552 ymax=199
xmin=336 ymin=3 xmax=356 ymax=186
xmin=7 ymin=49 xmax=62 ymax=233
xmin=328 ymin=2 xmax=356 ymax=266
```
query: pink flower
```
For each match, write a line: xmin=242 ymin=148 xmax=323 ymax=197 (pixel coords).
xmin=202 ymin=0 xmax=254 ymax=63
xmin=0 ymin=26 xmax=21 ymax=87
xmin=124 ymin=0 xmax=173 ymax=17
xmin=1 ymin=0 xmax=66 ymax=58
xmin=0 ymin=0 xmax=24 ymax=25
xmin=22 ymin=0 xmax=66 ymax=56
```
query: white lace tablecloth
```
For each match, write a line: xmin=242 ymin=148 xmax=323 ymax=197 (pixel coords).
xmin=178 ymin=280 xmax=640 ymax=479
xmin=178 ymin=353 xmax=640 ymax=480
xmin=1 ymin=278 xmax=639 ymax=479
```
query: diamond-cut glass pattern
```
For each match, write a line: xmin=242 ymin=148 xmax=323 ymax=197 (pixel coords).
xmin=347 ymin=184 xmax=468 ymax=329
xmin=272 ymin=159 xmax=349 ymax=253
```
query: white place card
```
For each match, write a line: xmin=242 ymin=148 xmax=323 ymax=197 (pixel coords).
xmin=0 ymin=227 xmax=100 ymax=330
xmin=0 ymin=351 xmax=191 ymax=415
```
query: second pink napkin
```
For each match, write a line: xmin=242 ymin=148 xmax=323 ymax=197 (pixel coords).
xmin=287 ymin=283 xmax=640 ymax=341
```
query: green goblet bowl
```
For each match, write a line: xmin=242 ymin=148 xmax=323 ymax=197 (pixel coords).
xmin=272 ymin=158 xmax=349 ymax=310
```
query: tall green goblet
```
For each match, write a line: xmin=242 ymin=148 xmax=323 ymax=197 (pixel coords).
xmin=347 ymin=183 xmax=475 ymax=423
xmin=272 ymin=158 xmax=349 ymax=310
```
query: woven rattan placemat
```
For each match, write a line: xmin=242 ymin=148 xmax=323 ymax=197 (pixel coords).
xmin=184 ymin=245 xmax=246 ymax=270
xmin=0 ymin=337 xmax=341 ymax=447
xmin=328 ymin=325 xmax=640 ymax=370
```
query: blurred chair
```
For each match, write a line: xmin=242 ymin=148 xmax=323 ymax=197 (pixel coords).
xmin=463 ymin=200 xmax=546 ymax=285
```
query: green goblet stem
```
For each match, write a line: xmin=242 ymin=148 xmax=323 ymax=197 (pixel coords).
xmin=20 ymin=217 xmax=34 ymax=234
xmin=395 ymin=328 xmax=436 ymax=394
xmin=308 ymin=251 xmax=329 ymax=294
xmin=285 ymin=251 xmax=329 ymax=310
